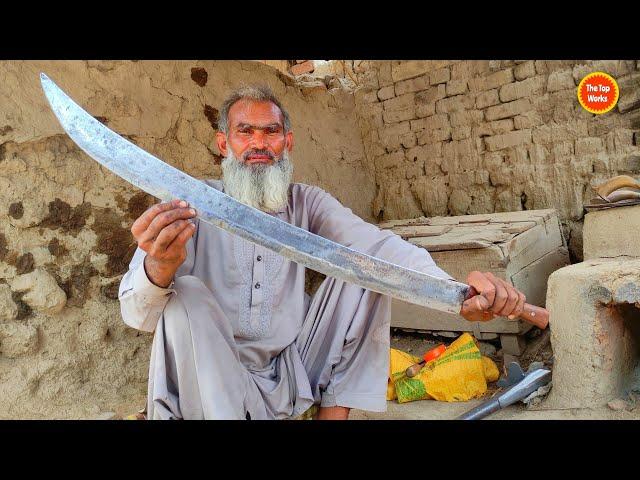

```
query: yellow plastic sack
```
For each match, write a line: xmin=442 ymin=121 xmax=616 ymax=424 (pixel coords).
xmin=388 ymin=333 xmax=499 ymax=403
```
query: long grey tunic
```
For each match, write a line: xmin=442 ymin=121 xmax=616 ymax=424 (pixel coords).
xmin=118 ymin=179 xmax=452 ymax=419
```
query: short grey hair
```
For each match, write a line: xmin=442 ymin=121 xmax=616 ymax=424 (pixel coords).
xmin=218 ymin=84 xmax=291 ymax=134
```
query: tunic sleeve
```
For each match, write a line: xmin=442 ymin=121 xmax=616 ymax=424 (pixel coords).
xmin=303 ymin=185 xmax=453 ymax=280
xmin=118 ymin=218 xmax=200 ymax=333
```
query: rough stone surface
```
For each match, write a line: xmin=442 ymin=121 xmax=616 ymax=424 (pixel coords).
xmin=0 ymin=60 xmax=374 ymax=419
xmin=352 ymin=60 xmax=640 ymax=263
xmin=0 ymin=284 xmax=18 ymax=320
xmin=583 ymin=205 xmax=640 ymax=260
xmin=9 ymin=268 xmax=67 ymax=314
xmin=0 ymin=322 xmax=38 ymax=358
xmin=545 ymin=259 xmax=640 ymax=409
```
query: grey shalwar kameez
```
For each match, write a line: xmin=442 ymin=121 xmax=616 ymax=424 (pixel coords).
xmin=118 ymin=179 xmax=452 ymax=419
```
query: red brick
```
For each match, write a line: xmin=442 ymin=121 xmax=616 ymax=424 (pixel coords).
xmin=290 ymin=61 xmax=314 ymax=76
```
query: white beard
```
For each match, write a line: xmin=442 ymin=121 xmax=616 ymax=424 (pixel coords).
xmin=221 ymin=149 xmax=294 ymax=213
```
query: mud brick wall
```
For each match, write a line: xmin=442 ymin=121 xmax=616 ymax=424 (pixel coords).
xmin=352 ymin=60 xmax=640 ymax=261
xmin=0 ymin=60 xmax=373 ymax=418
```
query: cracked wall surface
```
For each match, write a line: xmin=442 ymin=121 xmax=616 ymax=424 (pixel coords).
xmin=350 ymin=60 xmax=640 ymax=262
xmin=0 ymin=60 xmax=373 ymax=418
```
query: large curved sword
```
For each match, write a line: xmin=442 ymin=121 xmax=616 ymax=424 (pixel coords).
xmin=39 ymin=72 xmax=547 ymax=326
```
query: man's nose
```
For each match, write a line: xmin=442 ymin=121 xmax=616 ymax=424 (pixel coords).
xmin=250 ymin=130 xmax=267 ymax=149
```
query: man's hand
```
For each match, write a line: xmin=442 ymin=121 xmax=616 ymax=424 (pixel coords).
xmin=130 ymin=199 xmax=198 ymax=288
xmin=459 ymin=271 xmax=526 ymax=322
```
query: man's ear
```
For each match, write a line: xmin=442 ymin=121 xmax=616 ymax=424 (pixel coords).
xmin=285 ymin=130 xmax=294 ymax=152
xmin=216 ymin=132 xmax=228 ymax=157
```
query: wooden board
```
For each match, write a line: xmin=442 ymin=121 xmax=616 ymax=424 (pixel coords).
xmin=383 ymin=209 xmax=566 ymax=335
xmin=391 ymin=225 xmax=452 ymax=239
xmin=511 ymin=247 xmax=570 ymax=307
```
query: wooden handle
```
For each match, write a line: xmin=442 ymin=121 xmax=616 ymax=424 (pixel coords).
xmin=405 ymin=361 xmax=425 ymax=378
xmin=519 ymin=303 xmax=549 ymax=329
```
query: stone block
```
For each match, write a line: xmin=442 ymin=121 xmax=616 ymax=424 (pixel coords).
xmin=377 ymin=85 xmax=395 ymax=101
xmin=485 ymin=129 xmax=532 ymax=152
xmin=468 ymin=69 xmax=514 ymax=92
xmin=415 ymin=84 xmax=447 ymax=105
xmin=354 ymin=89 xmax=379 ymax=105
xmin=406 ymin=143 xmax=443 ymax=163
xmin=399 ymin=132 xmax=417 ymax=149
xmin=394 ymin=75 xmax=430 ymax=96
xmin=410 ymin=113 xmax=449 ymax=132
xmin=378 ymin=62 xmax=393 ymax=87
xmin=430 ymin=67 xmax=451 ymax=85
xmin=475 ymin=89 xmax=500 ymax=109
xmin=446 ymin=79 xmax=468 ymax=96
xmin=383 ymin=92 xmax=414 ymax=111
xmin=451 ymin=126 xmax=472 ymax=140
xmin=391 ymin=61 xmax=433 ymax=82
xmin=383 ymin=108 xmax=415 ymax=124
xmin=514 ymin=61 xmax=536 ymax=81
xmin=499 ymin=76 xmax=545 ymax=102
xmin=415 ymin=103 xmax=436 ymax=118
xmin=575 ymin=137 xmax=605 ymax=156
xmin=485 ymin=98 xmax=532 ymax=121
xmin=572 ymin=61 xmax=631 ymax=83
xmin=545 ymin=259 xmax=640 ymax=409
xmin=514 ymin=111 xmax=543 ymax=129
xmin=583 ymin=205 xmax=640 ymax=260
xmin=417 ymin=127 xmax=451 ymax=145
xmin=374 ymin=150 xmax=405 ymax=171
xmin=473 ymin=119 xmax=514 ymax=137
xmin=449 ymin=110 xmax=483 ymax=128
xmin=547 ymin=69 xmax=576 ymax=92
xmin=290 ymin=61 xmax=314 ymax=76
xmin=435 ymin=94 xmax=474 ymax=113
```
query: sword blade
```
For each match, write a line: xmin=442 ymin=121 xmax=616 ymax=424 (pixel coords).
xmin=40 ymin=72 xmax=469 ymax=314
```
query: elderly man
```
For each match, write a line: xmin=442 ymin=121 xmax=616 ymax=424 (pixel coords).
xmin=118 ymin=85 xmax=527 ymax=420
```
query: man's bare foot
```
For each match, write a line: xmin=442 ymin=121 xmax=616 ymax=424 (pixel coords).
xmin=314 ymin=406 xmax=350 ymax=420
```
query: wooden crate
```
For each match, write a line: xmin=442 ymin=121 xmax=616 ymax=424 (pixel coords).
xmin=379 ymin=209 xmax=570 ymax=351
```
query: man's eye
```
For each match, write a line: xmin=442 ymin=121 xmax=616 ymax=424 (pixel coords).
xmin=238 ymin=129 xmax=251 ymax=135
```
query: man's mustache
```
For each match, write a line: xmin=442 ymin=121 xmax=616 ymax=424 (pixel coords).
xmin=242 ymin=149 xmax=276 ymax=162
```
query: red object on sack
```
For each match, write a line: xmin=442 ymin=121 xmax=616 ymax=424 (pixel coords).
xmin=423 ymin=344 xmax=446 ymax=363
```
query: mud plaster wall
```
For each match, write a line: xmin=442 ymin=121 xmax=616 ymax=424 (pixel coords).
xmin=0 ymin=60 xmax=373 ymax=418
xmin=351 ymin=60 xmax=640 ymax=262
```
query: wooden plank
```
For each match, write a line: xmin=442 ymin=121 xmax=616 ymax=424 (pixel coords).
xmin=426 ymin=216 xmax=461 ymax=226
xmin=378 ymin=216 xmax=430 ymax=229
xmin=410 ymin=226 xmax=514 ymax=251
xmin=430 ymin=246 xmax=506 ymax=276
xmin=511 ymin=247 xmax=570 ymax=307
xmin=486 ymin=209 xmax=556 ymax=224
xmin=501 ymin=221 xmax=537 ymax=234
xmin=391 ymin=225 xmax=452 ymax=238
xmin=504 ymin=221 xmax=563 ymax=273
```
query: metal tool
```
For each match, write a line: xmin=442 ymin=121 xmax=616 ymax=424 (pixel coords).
xmin=39 ymin=72 xmax=549 ymax=327
xmin=405 ymin=344 xmax=446 ymax=378
xmin=457 ymin=361 xmax=551 ymax=420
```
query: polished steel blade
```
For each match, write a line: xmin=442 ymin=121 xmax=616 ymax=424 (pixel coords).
xmin=40 ymin=72 xmax=470 ymax=314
